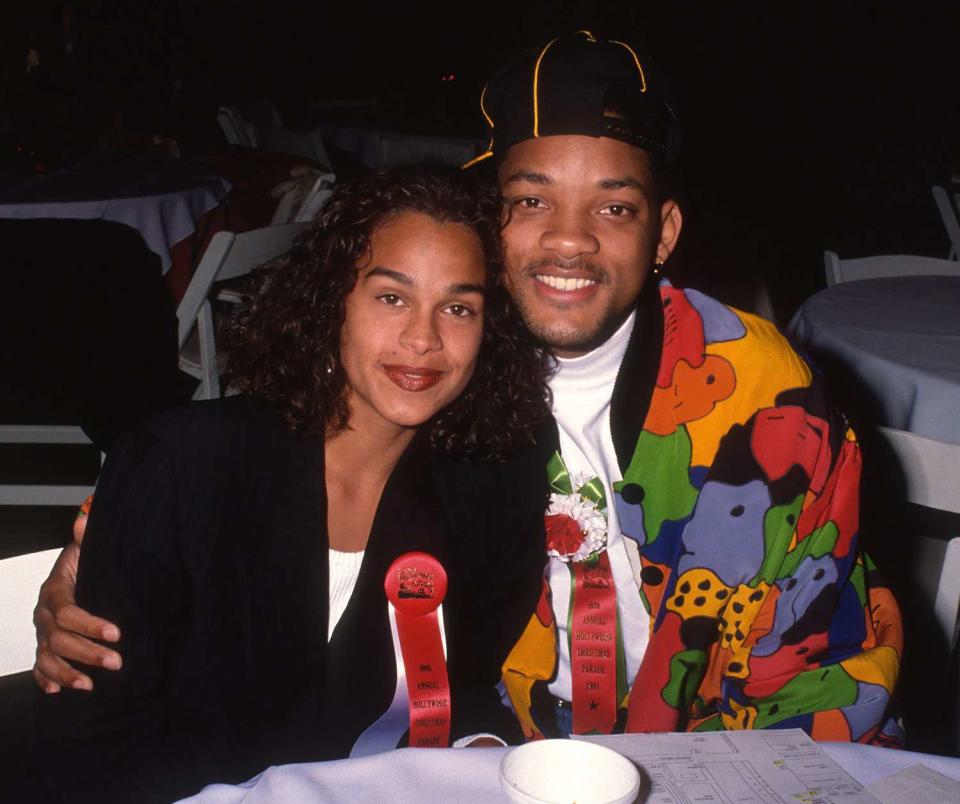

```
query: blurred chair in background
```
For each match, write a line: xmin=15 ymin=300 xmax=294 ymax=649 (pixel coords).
xmin=865 ymin=426 xmax=960 ymax=756
xmin=177 ymin=223 xmax=311 ymax=399
xmin=932 ymin=185 xmax=960 ymax=261
xmin=0 ymin=219 xmax=186 ymax=510
xmin=824 ymin=250 xmax=960 ymax=286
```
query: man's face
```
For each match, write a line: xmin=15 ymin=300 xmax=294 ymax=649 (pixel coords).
xmin=498 ymin=135 xmax=682 ymax=357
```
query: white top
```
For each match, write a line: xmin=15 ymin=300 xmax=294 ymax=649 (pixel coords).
xmin=328 ymin=549 xmax=365 ymax=641
xmin=546 ymin=311 xmax=650 ymax=701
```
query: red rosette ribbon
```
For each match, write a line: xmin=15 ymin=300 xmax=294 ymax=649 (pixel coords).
xmin=384 ymin=552 xmax=451 ymax=749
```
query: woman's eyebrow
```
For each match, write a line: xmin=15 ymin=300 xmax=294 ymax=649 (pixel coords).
xmin=364 ymin=266 xmax=412 ymax=284
xmin=364 ymin=267 xmax=483 ymax=296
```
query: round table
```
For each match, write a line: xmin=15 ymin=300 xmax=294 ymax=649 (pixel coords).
xmin=180 ymin=742 xmax=960 ymax=803
xmin=0 ymin=156 xmax=231 ymax=274
xmin=788 ymin=276 xmax=960 ymax=444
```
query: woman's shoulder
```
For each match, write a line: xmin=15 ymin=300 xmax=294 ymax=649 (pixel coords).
xmin=140 ymin=395 xmax=288 ymax=442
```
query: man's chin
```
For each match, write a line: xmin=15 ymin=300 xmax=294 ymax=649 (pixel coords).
xmin=529 ymin=315 xmax=628 ymax=358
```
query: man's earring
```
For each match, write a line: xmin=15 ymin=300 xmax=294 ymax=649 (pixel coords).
xmin=653 ymin=257 xmax=665 ymax=276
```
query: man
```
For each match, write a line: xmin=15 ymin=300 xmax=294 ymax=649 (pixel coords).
xmin=34 ymin=31 xmax=902 ymax=745
xmin=473 ymin=31 xmax=901 ymax=743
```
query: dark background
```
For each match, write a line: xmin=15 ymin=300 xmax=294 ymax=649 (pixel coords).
xmin=2 ymin=1 xmax=959 ymax=757
xmin=2 ymin=1 xmax=958 ymax=320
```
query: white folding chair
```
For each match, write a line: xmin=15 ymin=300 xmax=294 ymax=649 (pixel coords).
xmin=177 ymin=223 xmax=311 ymax=400
xmin=269 ymin=171 xmax=335 ymax=225
xmin=217 ymin=105 xmax=257 ymax=148
xmin=932 ymin=185 xmax=960 ymax=261
xmin=294 ymin=175 xmax=335 ymax=223
xmin=0 ymin=427 xmax=97 ymax=507
xmin=0 ymin=548 xmax=61 ymax=677
xmin=874 ymin=426 xmax=960 ymax=646
xmin=824 ymin=250 xmax=960 ymax=286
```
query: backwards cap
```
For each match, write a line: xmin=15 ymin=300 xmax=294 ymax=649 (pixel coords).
xmin=465 ymin=30 xmax=678 ymax=169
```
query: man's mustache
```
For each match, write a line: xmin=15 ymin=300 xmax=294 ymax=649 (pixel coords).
xmin=522 ymin=257 xmax=609 ymax=284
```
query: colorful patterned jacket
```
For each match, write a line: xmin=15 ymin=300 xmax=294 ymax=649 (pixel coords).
xmin=502 ymin=281 xmax=903 ymax=743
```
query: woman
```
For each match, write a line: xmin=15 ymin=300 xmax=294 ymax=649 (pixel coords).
xmin=32 ymin=165 xmax=551 ymax=803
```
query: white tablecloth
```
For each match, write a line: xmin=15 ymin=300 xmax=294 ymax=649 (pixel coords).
xmin=180 ymin=742 xmax=960 ymax=803
xmin=788 ymin=276 xmax=960 ymax=444
xmin=0 ymin=162 xmax=231 ymax=273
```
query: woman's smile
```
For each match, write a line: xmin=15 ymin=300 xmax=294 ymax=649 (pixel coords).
xmin=381 ymin=364 xmax=445 ymax=392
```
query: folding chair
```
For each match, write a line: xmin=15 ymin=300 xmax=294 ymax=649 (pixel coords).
xmin=0 ymin=548 xmax=62 ymax=677
xmin=824 ymin=250 xmax=960 ymax=286
xmin=871 ymin=427 xmax=960 ymax=753
xmin=0 ymin=427 xmax=96 ymax=506
xmin=177 ymin=223 xmax=311 ymax=399
xmin=932 ymin=185 xmax=960 ymax=261
xmin=874 ymin=426 xmax=960 ymax=645
xmin=217 ymin=105 xmax=257 ymax=148
xmin=270 ymin=171 xmax=336 ymax=225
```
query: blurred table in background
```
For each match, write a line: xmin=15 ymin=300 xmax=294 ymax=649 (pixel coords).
xmin=788 ymin=276 xmax=960 ymax=444
xmin=0 ymin=155 xmax=232 ymax=299
xmin=313 ymin=123 xmax=482 ymax=169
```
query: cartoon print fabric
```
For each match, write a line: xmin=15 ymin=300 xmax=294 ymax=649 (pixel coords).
xmin=502 ymin=281 xmax=903 ymax=744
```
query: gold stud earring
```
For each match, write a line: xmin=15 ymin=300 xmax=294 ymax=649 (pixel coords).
xmin=653 ymin=257 xmax=665 ymax=276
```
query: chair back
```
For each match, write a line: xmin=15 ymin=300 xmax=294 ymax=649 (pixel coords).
xmin=217 ymin=105 xmax=257 ymax=148
xmin=294 ymin=174 xmax=335 ymax=223
xmin=176 ymin=223 xmax=310 ymax=398
xmin=875 ymin=426 xmax=960 ymax=647
xmin=0 ymin=548 xmax=61 ymax=676
xmin=932 ymin=185 xmax=960 ymax=260
xmin=824 ymin=250 xmax=960 ymax=286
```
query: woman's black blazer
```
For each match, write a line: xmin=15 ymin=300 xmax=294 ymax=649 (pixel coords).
xmin=36 ymin=397 xmax=549 ymax=803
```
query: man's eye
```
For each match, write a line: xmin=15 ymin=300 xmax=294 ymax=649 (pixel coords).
xmin=516 ymin=197 xmax=544 ymax=210
xmin=377 ymin=293 xmax=404 ymax=306
xmin=602 ymin=204 xmax=633 ymax=217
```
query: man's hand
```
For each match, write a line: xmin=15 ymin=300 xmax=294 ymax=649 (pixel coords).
xmin=32 ymin=497 xmax=122 ymax=693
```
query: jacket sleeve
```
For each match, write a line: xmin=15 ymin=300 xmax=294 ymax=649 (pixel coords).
xmin=436 ymin=447 xmax=549 ymax=745
xmin=626 ymin=373 xmax=903 ymax=744
xmin=704 ymin=392 xmax=902 ymax=742
xmin=35 ymin=427 xmax=200 ymax=803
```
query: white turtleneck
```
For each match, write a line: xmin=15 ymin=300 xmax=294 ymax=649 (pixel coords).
xmin=546 ymin=311 xmax=650 ymax=702
xmin=328 ymin=548 xmax=364 ymax=641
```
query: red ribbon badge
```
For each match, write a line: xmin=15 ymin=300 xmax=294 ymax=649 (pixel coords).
xmin=570 ymin=551 xmax=618 ymax=734
xmin=384 ymin=552 xmax=451 ymax=749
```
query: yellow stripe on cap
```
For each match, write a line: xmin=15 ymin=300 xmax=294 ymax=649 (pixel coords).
xmin=611 ymin=39 xmax=647 ymax=93
xmin=575 ymin=29 xmax=597 ymax=42
xmin=462 ymin=149 xmax=494 ymax=170
xmin=532 ymin=37 xmax=560 ymax=137
xmin=479 ymin=84 xmax=494 ymax=129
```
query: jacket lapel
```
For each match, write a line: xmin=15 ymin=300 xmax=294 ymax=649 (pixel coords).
xmin=610 ymin=280 xmax=664 ymax=475
xmin=322 ymin=432 xmax=450 ymax=756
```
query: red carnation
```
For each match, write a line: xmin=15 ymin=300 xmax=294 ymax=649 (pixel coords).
xmin=545 ymin=513 xmax=585 ymax=556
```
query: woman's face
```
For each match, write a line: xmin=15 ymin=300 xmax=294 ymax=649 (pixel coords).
xmin=339 ymin=211 xmax=487 ymax=437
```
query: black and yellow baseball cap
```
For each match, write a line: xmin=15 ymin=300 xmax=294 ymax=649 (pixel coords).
xmin=464 ymin=30 xmax=677 ymax=169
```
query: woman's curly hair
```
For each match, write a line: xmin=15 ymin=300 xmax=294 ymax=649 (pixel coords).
xmin=225 ymin=164 xmax=551 ymax=461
